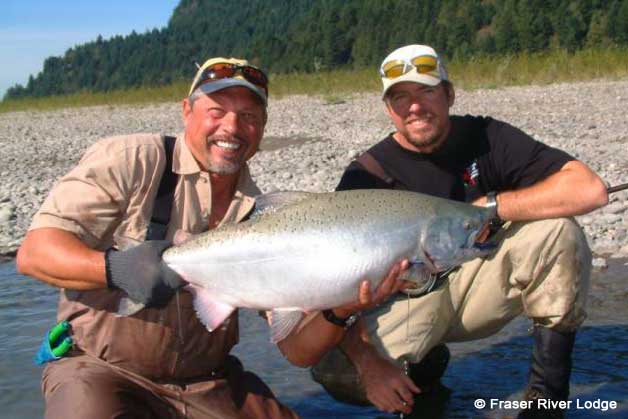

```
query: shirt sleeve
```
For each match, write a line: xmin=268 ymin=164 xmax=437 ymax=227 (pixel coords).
xmin=29 ymin=138 xmax=163 ymax=248
xmin=484 ymin=118 xmax=575 ymax=191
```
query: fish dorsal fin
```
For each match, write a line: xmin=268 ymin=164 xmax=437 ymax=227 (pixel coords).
xmin=251 ymin=191 xmax=315 ymax=219
xmin=269 ymin=309 xmax=304 ymax=343
xmin=188 ymin=285 xmax=236 ymax=332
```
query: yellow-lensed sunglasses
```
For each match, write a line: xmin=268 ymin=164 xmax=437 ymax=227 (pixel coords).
xmin=380 ymin=55 xmax=439 ymax=79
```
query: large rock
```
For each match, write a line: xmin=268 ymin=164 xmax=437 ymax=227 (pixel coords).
xmin=0 ymin=204 xmax=15 ymax=223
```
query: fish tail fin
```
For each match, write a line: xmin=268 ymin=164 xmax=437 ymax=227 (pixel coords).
xmin=269 ymin=310 xmax=304 ymax=343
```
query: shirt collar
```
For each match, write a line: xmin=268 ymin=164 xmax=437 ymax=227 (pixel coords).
xmin=173 ymin=132 xmax=202 ymax=175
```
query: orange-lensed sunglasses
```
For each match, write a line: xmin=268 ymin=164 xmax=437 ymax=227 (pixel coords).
xmin=192 ymin=63 xmax=269 ymax=95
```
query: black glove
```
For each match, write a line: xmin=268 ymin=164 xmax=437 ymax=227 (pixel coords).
xmin=105 ymin=240 xmax=185 ymax=308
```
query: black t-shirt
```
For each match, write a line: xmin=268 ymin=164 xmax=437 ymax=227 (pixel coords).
xmin=336 ymin=115 xmax=574 ymax=202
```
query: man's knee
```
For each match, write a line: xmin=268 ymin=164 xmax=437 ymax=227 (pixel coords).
xmin=506 ymin=218 xmax=590 ymax=284
xmin=44 ymin=372 xmax=122 ymax=419
xmin=43 ymin=359 xmax=173 ymax=419
xmin=529 ymin=218 xmax=590 ymax=265
xmin=513 ymin=218 xmax=591 ymax=331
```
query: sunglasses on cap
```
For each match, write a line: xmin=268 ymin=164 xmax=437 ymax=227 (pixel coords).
xmin=380 ymin=55 xmax=438 ymax=79
xmin=192 ymin=63 xmax=269 ymax=96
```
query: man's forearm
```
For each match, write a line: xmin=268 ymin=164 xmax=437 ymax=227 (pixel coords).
xmin=340 ymin=318 xmax=380 ymax=373
xmin=277 ymin=310 xmax=349 ymax=367
xmin=477 ymin=160 xmax=608 ymax=221
xmin=17 ymin=228 xmax=107 ymax=290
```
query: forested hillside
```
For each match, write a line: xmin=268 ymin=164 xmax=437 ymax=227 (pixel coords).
xmin=5 ymin=0 xmax=628 ymax=99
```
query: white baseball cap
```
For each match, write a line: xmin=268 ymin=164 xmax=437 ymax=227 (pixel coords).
xmin=380 ymin=44 xmax=448 ymax=97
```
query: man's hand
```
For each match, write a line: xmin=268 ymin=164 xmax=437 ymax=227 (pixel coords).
xmin=332 ymin=259 xmax=412 ymax=318
xmin=105 ymin=240 xmax=185 ymax=307
xmin=335 ymin=259 xmax=421 ymax=414
xmin=471 ymin=161 xmax=608 ymax=222
xmin=360 ymin=353 xmax=421 ymax=414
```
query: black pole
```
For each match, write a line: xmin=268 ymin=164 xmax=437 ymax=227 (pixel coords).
xmin=608 ymin=183 xmax=628 ymax=194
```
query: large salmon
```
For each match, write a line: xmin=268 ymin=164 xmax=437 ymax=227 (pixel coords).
xmin=159 ymin=189 xmax=496 ymax=342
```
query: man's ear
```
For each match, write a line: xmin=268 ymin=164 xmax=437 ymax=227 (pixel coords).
xmin=182 ymin=98 xmax=192 ymax=126
xmin=382 ymin=97 xmax=393 ymax=118
xmin=446 ymin=83 xmax=455 ymax=107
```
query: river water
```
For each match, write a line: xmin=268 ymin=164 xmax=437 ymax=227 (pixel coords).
xmin=1 ymin=260 xmax=626 ymax=419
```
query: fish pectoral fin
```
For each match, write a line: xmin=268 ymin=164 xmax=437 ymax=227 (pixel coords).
xmin=251 ymin=191 xmax=314 ymax=219
xmin=269 ymin=309 xmax=304 ymax=344
xmin=188 ymin=286 xmax=236 ymax=332
xmin=116 ymin=297 xmax=146 ymax=317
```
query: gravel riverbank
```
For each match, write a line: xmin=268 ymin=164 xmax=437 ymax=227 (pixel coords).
xmin=1 ymin=80 xmax=627 ymax=262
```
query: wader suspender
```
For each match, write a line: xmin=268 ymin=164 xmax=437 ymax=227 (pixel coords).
xmin=355 ymin=151 xmax=401 ymax=189
xmin=146 ymin=136 xmax=186 ymax=344
xmin=146 ymin=135 xmax=178 ymax=241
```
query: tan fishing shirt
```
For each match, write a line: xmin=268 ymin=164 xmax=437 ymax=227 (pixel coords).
xmin=30 ymin=133 xmax=260 ymax=381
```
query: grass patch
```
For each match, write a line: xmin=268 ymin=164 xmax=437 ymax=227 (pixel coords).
xmin=269 ymin=68 xmax=378 ymax=98
xmin=0 ymin=82 xmax=189 ymax=114
xmin=2 ymin=47 xmax=628 ymax=113
xmin=449 ymin=47 xmax=628 ymax=89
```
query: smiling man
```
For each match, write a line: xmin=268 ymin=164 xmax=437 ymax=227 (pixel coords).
xmin=317 ymin=44 xmax=609 ymax=418
xmin=17 ymin=57 xmax=407 ymax=418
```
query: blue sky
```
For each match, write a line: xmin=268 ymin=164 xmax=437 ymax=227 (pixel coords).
xmin=0 ymin=0 xmax=180 ymax=98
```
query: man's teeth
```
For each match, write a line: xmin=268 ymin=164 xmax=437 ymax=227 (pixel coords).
xmin=215 ymin=141 xmax=241 ymax=150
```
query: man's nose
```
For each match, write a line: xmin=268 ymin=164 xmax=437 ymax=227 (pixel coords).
xmin=408 ymin=96 xmax=425 ymax=113
xmin=221 ymin=112 xmax=239 ymax=134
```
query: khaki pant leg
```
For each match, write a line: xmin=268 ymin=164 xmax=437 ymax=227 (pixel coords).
xmin=362 ymin=283 xmax=456 ymax=365
xmin=444 ymin=218 xmax=591 ymax=342
xmin=183 ymin=356 xmax=299 ymax=419
xmin=42 ymin=356 xmax=178 ymax=419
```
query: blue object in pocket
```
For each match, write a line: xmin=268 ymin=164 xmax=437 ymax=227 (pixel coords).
xmin=34 ymin=321 xmax=73 ymax=365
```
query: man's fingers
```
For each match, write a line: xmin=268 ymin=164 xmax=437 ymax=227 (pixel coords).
xmin=358 ymin=280 xmax=372 ymax=305
xmin=396 ymin=385 xmax=417 ymax=406
xmin=374 ymin=395 xmax=405 ymax=414
xmin=394 ymin=396 xmax=413 ymax=415
xmin=372 ymin=260 xmax=405 ymax=302
xmin=398 ymin=402 xmax=413 ymax=415
xmin=356 ymin=259 xmax=412 ymax=308
xmin=368 ymin=384 xmax=414 ymax=414
xmin=401 ymin=375 xmax=422 ymax=394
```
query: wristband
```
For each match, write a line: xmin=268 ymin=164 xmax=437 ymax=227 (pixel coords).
xmin=104 ymin=248 xmax=117 ymax=289
xmin=485 ymin=191 xmax=499 ymax=220
xmin=322 ymin=309 xmax=359 ymax=329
